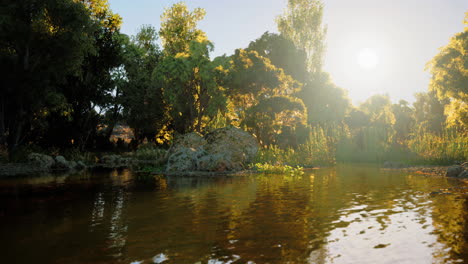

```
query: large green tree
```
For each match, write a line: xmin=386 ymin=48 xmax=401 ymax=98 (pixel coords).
xmin=276 ymin=0 xmax=327 ymax=73
xmin=31 ymin=0 xmax=125 ymax=150
xmin=427 ymin=12 xmax=468 ymax=128
xmin=159 ymin=2 xmax=206 ymax=56
xmin=224 ymin=49 xmax=305 ymax=146
xmin=247 ymin=32 xmax=308 ymax=84
xmin=156 ymin=2 xmax=227 ymax=135
xmin=0 ymin=0 xmax=96 ymax=157
xmin=156 ymin=40 xmax=227 ymax=134
xmin=413 ymin=91 xmax=448 ymax=134
xmin=119 ymin=26 xmax=167 ymax=143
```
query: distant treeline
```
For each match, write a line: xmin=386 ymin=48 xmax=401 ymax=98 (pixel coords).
xmin=0 ymin=1 xmax=466 ymax=163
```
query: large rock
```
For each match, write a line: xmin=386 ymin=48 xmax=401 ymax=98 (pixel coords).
xmin=54 ymin=156 xmax=74 ymax=170
xmin=166 ymin=127 xmax=259 ymax=173
xmin=458 ymin=170 xmax=468 ymax=178
xmin=199 ymin=127 xmax=259 ymax=171
xmin=446 ymin=165 xmax=464 ymax=177
xmin=101 ymin=154 xmax=132 ymax=167
xmin=167 ymin=132 xmax=207 ymax=156
xmin=27 ymin=153 xmax=55 ymax=170
xmin=166 ymin=147 xmax=199 ymax=172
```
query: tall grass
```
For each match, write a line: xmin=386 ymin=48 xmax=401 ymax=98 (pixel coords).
xmin=407 ymin=127 xmax=468 ymax=165
xmin=255 ymin=124 xmax=467 ymax=167
xmin=253 ymin=126 xmax=337 ymax=166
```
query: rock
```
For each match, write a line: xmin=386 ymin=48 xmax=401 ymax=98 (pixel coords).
xmin=101 ymin=154 xmax=119 ymax=164
xmin=27 ymin=153 xmax=55 ymax=170
xmin=76 ymin=161 xmax=87 ymax=170
xmin=203 ymin=126 xmax=258 ymax=163
xmin=100 ymin=154 xmax=132 ymax=168
xmin=166 ymin=147 xmax=199 ymax=172
xmin=167 ymin=132 xmax=207 ymax=156
xmin=446 ymin=165 xmax=464 ymax=177
xmin=68 ymin=161 xmax=78 ymax=170
xmin=461 ymin=162 xmax=468 ymax=168
xmin=166 ymin=127 xmax=259 ymax=173
xmin=458 ymin=170 xmax=468 ymax=178
xmin=54 ymin=156 xmax=73 ymax=170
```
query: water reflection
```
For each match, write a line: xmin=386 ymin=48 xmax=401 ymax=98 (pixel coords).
xmin=0 ymin=165 xmax=467 ymax=263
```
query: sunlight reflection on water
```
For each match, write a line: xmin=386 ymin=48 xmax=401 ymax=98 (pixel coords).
xmin=0 ymin=166 xmax=467 ymax=264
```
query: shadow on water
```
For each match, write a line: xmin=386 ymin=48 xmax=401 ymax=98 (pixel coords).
xmin=0 ymin=164 xmax=467 ymax=263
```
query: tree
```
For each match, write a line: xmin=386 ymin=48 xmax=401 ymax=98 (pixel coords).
xmin=243 ymin=96 xmax=307 ymax=146
xmin=300 ymin=72 xmax=351 ymax=125
xmin=119 ymin=26 xmax=167 ymax=144
xmin=27 ymin=0 xmax=125 ymax=151
xmin=159 ymin=2 xmax=206 ymax=56
xmin=247 ymin=32 xmax=308 ymax=84
xmin=391 ymin=100 xmax=415 ymax=143
xmin=224 ymin=49 xmax=305 ymax=146
xmin=0 ymin=0 xmax=96 ymax=157
xmin=427 ymin=12 xmax=468 ymax=128
xmin=156 ymin=40 xmax=227 ymax=134
xmin=225 ymin=49 xmax=301 ymax=120
xmin=413 ymin=92 xmax=448 ymax=134
xmin=276 ymin=0 xmax=327 ymax=73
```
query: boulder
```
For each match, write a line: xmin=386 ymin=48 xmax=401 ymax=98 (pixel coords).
xmin=101 ymin=154 xmax=119 ymax=164
xmin=446 ymin=165 xmax=464 ymax=177
xmin=198 ymin=127 xmax=258 ymax=172
xmin=458 ymin=170 xmax=468 ymax=178
xmin=166 ymin=147 xmax=199 ymax=172
xmin=167 ymin=132 xmax=207 ymax=156
xmin=27 ymin=153 xmax=55 ymax=170
xmin=54 ymin=156 xmax=73 ymax=170
xmin=76 ymin=161 xmax=87 ymax=170
xmin=166 ymin=127 xmax=259 ymax=173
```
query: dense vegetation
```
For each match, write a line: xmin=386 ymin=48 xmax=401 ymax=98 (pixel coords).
xmin=0 ymin=0 xmax=466 ymax=165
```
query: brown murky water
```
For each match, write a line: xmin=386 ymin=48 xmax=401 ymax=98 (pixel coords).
xmin=1 ymin=164 xmax=467 ymax=264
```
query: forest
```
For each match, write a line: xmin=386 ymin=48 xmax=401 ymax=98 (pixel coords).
xmin=1 ymin=0 xmax=467 ymax=166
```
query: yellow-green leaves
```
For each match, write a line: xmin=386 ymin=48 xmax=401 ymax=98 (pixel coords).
xmin=427 ymin=13 xmax=468 ymax=129
xmin=159 ymin=2 xmax=207 ymax=56
xmin=276 ymin=0 xmax=326 ymax=73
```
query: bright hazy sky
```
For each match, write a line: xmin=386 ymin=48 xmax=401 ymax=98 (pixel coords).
xmin=108 ymin=0 xmax=467 ymax=104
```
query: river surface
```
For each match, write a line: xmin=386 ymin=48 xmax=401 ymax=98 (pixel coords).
xmin=1 ymin=164 xmax=468 ymax=264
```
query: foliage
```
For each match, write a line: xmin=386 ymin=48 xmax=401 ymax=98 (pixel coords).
xmin=159 ymin=1 xmax=207 ymax=55
xmin=407 ymin=127 xmax=468 ymax=165
xmin=119 ymin=26 xmax=167 ymax=143
xmin=248 ymin=32 xmax=308 ymax=83
xmin=0 ymin=0 xmax=98 ymax=156
xmin=413 ymin=91 xmax=448 ymax=134
xmin=253 ymin=125 xmax=336 ymax=167
xmin=300 ymin=72 xmax=351 ymax=125
xmin=276 ymin=0 xmax=327 ymax=73
xmin=134 ymin=144 xmax=167 ymax=160
xmin=427 ymin=13 xmax=468 ymax=128
xmin=224 ymin=49 xmax=305 ymax=146
xmin=156 ymin=40 xmax=227 ymax=134
xmin=252 ymin=163 xmax=304 ymax=176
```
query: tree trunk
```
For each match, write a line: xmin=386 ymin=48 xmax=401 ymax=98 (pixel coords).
xmin=0 ymin=95 xmax=5 ymax=145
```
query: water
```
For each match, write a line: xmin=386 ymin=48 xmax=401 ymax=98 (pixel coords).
xmin=0 ymin=164 xmax=467 ymax=264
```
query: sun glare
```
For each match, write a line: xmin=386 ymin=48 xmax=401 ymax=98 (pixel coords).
xmin=357 ymin=48 xmax=379 ymax=70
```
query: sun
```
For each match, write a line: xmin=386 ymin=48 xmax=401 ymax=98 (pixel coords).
xmin=357 ymin=48 xmax=379 ymax=70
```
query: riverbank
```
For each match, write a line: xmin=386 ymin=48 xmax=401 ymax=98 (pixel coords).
xmin=382 ymin=162 xmax=468 ymax=179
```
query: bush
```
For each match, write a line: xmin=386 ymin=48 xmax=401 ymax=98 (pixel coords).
xmin=251 ymin=163 xmax=304 ymax=176
xmin=134 ymin=144 xmax=167 ymax=160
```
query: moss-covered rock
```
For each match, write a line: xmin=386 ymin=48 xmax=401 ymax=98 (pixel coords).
xmin=166 ymin=127 xmax=259 ymax=173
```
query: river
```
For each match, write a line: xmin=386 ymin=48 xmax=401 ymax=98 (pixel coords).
xmin=0 ymin=164 xmax=467 ymax=263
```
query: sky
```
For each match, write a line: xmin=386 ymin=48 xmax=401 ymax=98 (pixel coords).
xmin=108 ymin=0 xmax=467 ymax=105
